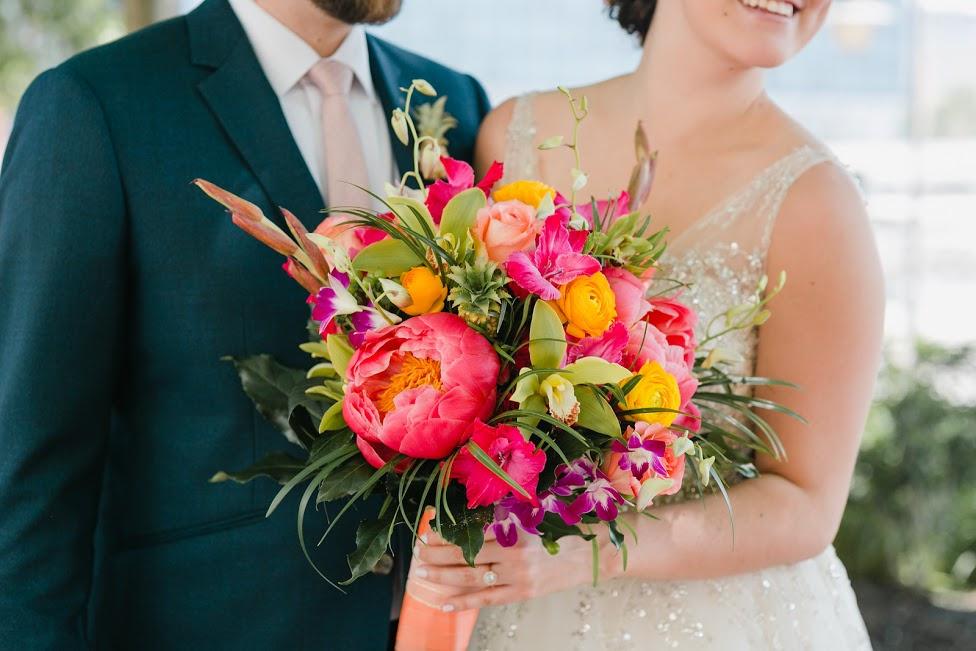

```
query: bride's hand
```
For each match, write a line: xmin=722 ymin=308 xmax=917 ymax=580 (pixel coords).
xmin=408 ymin=527 xmax=622 ymax=612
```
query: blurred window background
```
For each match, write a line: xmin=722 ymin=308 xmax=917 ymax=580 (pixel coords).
xmin=1 ymin=0 xmax=974 ymax=647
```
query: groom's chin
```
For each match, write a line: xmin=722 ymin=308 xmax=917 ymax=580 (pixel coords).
xmin=310 ymin=0 xmax=403 ymax=25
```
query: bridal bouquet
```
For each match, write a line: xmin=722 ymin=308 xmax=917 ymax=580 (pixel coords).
xmin=197 ymin=82 xmax=795 ymax=586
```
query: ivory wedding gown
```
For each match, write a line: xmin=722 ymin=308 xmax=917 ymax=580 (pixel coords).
xmin=468 ymin=95 xmax=873 ymax=650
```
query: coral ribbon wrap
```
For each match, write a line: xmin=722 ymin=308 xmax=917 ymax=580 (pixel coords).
xmin=395 ymin=511 xmax=478 ymax=651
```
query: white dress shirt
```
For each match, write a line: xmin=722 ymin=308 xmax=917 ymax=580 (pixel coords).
xmin=229 ymin=0 xmax=396 ymax=206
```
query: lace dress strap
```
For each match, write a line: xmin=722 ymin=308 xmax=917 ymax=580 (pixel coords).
xmin=755 ymin=145 xmax=840 ymax=252
xmin=501 ymin=93 xmax=540 ymax=183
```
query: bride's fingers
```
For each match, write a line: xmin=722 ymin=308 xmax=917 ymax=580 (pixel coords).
xmin=437 ymin=585 xmax=520 ymax=613
xmin=413 ymin=563 xmax=506 ymax=588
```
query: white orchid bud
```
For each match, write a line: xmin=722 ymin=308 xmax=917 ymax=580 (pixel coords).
xmin=570 ymin=168 xmax=588 ymax=191
xmin=753 ymin=309 xmax=772 ymax=326
xmin=636 ymin=477 xmax=673 ymax=511
xmin=672 ymin=436 xmax=694 ymax=458
xmin=419 ymin=142 xmax=444 ymax=180
xmin=538 ymin=135 xmax=564 ymax=150
xmin=698 ymin=456 xmax=716 ymax=486
xmin=379 ymin=278 xmax=412 ymax=309
xmin=413 ymin=79 xmax=436 ymax=96
xmin=391 ymin=109 xmax=409 ymax=146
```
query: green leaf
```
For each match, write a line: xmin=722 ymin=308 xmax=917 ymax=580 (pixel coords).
xmin=209 ymin=451 xmax=305 ymax=485
xmin=299 ymin=341 xmax=331 ymax=360
xmin=342 ymin=509 xmax=397 ymax=584
xmin=317 ymin=459 xmax=374 ymax=503
xmin=435 ymin=507 xmax=492 ymax=567
xmin=575 ymin=385 xmax=621 ymax=438
xmin=223 ymin=355 xmax=321 ymax=447
xmin=353 ymin=238 xmax=424 ymax=276
xmin=325 ymin=334 xmax=354 ymax=379
xmin=562 ymin=356 xmax=631 ymax=385
xmin=464 ymin=440 xmax=532 ymax=500
xmin=388 ymin=196 xmax=435 ymax=236
xmin=439 ymin=187 xmax=487 ymax=252
xmin=318 ymin=400 xmax=346 ymax=432
xmin=529 ymin=301 xmax=567 ymax=370
xmin=307 ymin=362 xmax=338 ymax=379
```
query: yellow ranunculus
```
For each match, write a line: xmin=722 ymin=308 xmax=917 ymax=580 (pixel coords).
xmin=492 ymin=180 xmax=556 ymax=209
xmin=400 ymin=266 xmax=447 ymax=316
xmin=550 ymin=272 xmax=617 ymax=339
xmin=620 ymin=361 xmax=682 ymax=427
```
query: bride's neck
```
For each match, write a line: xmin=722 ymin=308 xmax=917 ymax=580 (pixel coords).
xmin=632 ymin=16 xmax=767 ymax=148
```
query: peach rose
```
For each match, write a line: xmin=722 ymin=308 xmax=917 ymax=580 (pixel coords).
xmin=472 ymin=200 xmax=540 ymax=264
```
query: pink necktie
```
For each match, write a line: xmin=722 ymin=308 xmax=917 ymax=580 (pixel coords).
xmin=307 ymin=59 xmax=370 ymax=220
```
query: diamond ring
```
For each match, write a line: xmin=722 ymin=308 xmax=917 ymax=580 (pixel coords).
xmin=482 ymin=568 xmax=498 ymax=586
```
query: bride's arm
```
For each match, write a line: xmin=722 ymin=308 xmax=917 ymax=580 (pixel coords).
xmin=411 ymin=163 xmax=884 ymax=610
xmin=621 ymin=163 xmax=884 ymax=581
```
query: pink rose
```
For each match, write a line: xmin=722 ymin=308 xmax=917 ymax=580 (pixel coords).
xmin=342 ymin=313 xmax=500 ymax=468
xmin=646 ymin=297 xmax=698 ymax=366
xmin=602 ymin=422 xmax=686 ymax=502
xmin=604 ymin=266 xmax=652 ymax=326
xmin=473 ymin=200 xmax=540 ymax=264
xmin=452 ymin=421 xmax=546 ymax=508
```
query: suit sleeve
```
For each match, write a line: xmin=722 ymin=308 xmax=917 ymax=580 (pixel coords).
xmin=467 ymin=73 xmax=493 ymax=121
xmin=0 ymin=66 xmax=125 ymax=650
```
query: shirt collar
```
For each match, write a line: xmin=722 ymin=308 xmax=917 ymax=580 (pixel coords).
xmin=229 ymin=0 xmax=376 ymax=100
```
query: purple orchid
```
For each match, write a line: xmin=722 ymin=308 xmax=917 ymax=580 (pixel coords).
xmin=310 ymin=270 xmax=358 ymax=335
xmin=504 ymin=214 xmax=600 ymax=300
xmin=348 ymin=307 xmax=391 ymax=348
xmin=611 ymin=434 xmax=669 ymax=480
xmin=568 ymin=474 xmax=624 ymax=522
xmin=489 ymin=495 xmax=544 ymax=548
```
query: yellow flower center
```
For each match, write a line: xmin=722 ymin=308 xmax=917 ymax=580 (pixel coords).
xmin=492 ymin=180 xmax=556 ymax=209
xmin=376 ymin=353 xmax=443 ymax=415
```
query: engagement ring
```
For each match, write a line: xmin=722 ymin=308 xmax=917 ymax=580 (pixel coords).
xmin=482 ymin=568 xmax=498 ymax=586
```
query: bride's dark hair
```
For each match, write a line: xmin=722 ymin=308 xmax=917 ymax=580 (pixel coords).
xmin=607 ymin=0 xmax=658 ymax=43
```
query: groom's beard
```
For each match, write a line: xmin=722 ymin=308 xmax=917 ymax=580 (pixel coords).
xmin=311 ymin=0 xmax=402 ymax=24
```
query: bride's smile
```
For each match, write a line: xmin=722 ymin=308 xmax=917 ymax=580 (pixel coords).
xmin=737 ymin=0 xmax=800 ymax=20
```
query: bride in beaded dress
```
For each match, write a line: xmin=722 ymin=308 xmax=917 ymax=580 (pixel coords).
xmin=407 ymin=0 xmax=884 ymax=649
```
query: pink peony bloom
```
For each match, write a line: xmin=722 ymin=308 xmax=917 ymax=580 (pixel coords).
xmin=425 ymin=157 xmax=504 ymax=224
xmin=603 ymin=422 xmax=686 ymax=503
xmin=342 ymin=313 xmax=500 ymax=468
xmin=646 ymin=296 xmax=698 ymax=366
xmin=452 ymin=421 xmax=546 ymax=508
xmin=504 ymin=214 xmax=600 ymax=301
xmin=604 ymin=266 xmax=652 ymax=326
xmin=472 ymin=200 xmax=540 ymax=264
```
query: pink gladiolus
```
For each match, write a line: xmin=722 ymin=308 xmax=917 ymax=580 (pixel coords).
xmin=452 ymin=421 xmax=546 ymax=508
xmin=504 ymin=214 xmax=600 ymax=301
xmin=576 ymin=190 xmax=631 ymax=230
xmin=566 ymin=321 xmax=629 ymax=365
xmin=604 ymin=266 xmax=652 ymax=326
xmin=425 ymin=157 xmax=504 ymax=223
xmin=342 ymin=313 xmax=500 ymax=468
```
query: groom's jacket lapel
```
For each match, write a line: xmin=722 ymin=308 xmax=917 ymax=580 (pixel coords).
xmin=367 ymin=35 xmax=415 ymax=185
xmin=188 ymin=0 xmax=324 ymax=227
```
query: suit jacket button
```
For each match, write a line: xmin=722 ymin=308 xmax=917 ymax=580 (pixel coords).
xmin=372 ymin=553 xmax=394 ymax=575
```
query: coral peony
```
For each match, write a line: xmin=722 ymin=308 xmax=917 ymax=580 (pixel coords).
xmin=452 ymin=421 xmax=546 ymax=508
xmin=342 ymin=313 xmax=500 ymax=467
xmin=604 ymin=266 xmax=652 ymax=327
xmin=646 ymin=297 xmax=698 ymax=366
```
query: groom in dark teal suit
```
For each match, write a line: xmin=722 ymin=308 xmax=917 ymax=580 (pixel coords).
xmin=0 ymin=0 xmax=490 ymax=648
